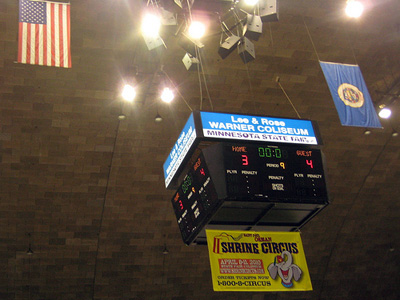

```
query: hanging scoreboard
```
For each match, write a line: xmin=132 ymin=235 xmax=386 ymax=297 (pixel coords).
xmin=166 ymin=112 xmax=329 ymax=245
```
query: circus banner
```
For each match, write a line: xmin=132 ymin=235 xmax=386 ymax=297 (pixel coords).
xmin=206 ymin=229 xmax=312 ymax=292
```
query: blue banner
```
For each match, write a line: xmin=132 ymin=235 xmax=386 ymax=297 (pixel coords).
xmin=320 ymin=61 xmax=381 ymax=128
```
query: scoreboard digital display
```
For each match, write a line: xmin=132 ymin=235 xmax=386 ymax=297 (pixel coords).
xmin=171 ymin=152 xmax=220 ymax=244
xmin=222 ymin=143 xmax=328 ymax=203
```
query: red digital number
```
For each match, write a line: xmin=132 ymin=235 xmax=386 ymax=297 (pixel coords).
xmin=174 ymin=193 xmax=180 ymax=202
xmin=179 ymin=200 xmax=184 ymax=210
xmin=306 ymin=159 xmax=314 ymax=169
xmin=193 ymin=158 xmax=201 ymax=171
xmin=241 ymin=154 xmax=249 ymax=166
xmin=200 ymin=168 xmax=205 ymax=176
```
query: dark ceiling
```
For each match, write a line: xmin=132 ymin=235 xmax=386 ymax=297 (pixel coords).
xmin=1 ymin=0 xmax=399 ymax=299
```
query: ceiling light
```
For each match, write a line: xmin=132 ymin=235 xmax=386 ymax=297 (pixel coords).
xmin=162 ymin=245 xmax=169 ymax=255
xmin=122 ymin=84 xmax=136 ymax=102
xmin=141 ymin=13 xmax=161 ymax=38
xmin=378 ymin=107 xmax=391 ymax=119
xmin=141 ymin=12 xmax=166 ymax=51
xmin=345 ymin=0 xmax=364 ymax=18
xmin=161 ymin=87 xmax=174 ymax=103
xmin=188 ymin=21 xmax=206 ymax=40
xmin=155 ymin=113 xmax=163 ymax=122
xmin=27 ymin=244 xmax=34 ymax=255
xmin=244 ymin=0 xmax=259 ymax=5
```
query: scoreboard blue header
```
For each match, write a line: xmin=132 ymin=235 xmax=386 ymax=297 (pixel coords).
xmin=163 ymin=111 xmax=320 ymax=188
xmin=200 ymin=112 xmax=318 ymax=145
xmin=163 ymin=114 xmax=197 ymax=188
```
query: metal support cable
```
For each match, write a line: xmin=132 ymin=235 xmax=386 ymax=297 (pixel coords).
xmin=91 ymin=119 xmax=121 ymax=299
xmin=277 ymin=79 xmax=302 ymax=119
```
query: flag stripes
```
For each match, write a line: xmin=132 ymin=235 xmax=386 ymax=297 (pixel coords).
xmin=18 ymin=0 xmax=71 ymax=68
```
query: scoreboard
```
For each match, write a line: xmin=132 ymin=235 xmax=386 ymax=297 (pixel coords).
xmin=171 ymin=142 xmax=329 ymax=245
xmin=222 ymin=143 xmax=328 ymax=203
xmin=165 ymin=112 xmax=330 ymax=245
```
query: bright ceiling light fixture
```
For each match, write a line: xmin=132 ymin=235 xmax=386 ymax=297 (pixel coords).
xmin=244 ymin=0 xmax=259 ymax=6
xmin=345 ymin=0 xmax=364 ymax=18
xmin=378 ymin=107 xmax=392 ymax=119
xmin=122 ymin=84 xmax=136 ymax=102
xmin=141 ymin=13 xmax=161 ymax=38
xmin=188 ymin=21 xmax=206 ymax=40
xmin=161 ymin=87 xmax=174 ymax=103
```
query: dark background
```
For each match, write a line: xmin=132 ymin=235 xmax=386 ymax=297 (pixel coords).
xmin=0 ymin=0 xmax=399 ymax=299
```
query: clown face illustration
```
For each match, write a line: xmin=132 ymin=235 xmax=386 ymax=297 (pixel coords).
xmin=267 ymin=251 xmax=302 ymax=288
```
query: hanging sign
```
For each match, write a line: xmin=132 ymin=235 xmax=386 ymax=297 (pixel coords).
xmin=206 ymin=229 xmax=312 ymax=292
xmin=200 ymin=111 xmax=318 ymax=145
xmin=163 ymin=113 xmax=197 ymax=188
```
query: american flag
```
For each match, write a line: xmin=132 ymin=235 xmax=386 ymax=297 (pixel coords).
xmin=18 ymin=0 xmax=71 ymax=68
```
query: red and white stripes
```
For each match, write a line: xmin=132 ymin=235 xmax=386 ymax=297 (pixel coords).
xmin=18 ymin=1 xmax=71 ymax=68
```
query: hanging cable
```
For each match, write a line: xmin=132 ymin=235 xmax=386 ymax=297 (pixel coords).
xmin=186 ymin=0 xmax=193 ymax=20
xmin=91 ymin=119 xmax=121 ymax=299
xmin=268 ymin=22 xmax=274 ymax=46
xmin=244 ymin=61 xmax=257 ymax=113
xmin=196 ymin=45 xmax=204 ymax=110
xmin=161 ymin=69 xmax=193 ymax=112
xmin=233 ymin=7 xmax=256 ymax=113
xmin=344 ymin=25 xmax=359 ymax=65
xmin=197 ymin=46 xmax=214 ymax=111
xmin=276 ymin=77 xmax=302 ymax=119
xmin=303 ymin=17 xmax=321 ymax=62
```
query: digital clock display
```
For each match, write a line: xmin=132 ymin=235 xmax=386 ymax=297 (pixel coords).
xmin=223 ymin=143 xmax=328 ymax=203
xmin=171 ymin=152 xmax=219 ymax=244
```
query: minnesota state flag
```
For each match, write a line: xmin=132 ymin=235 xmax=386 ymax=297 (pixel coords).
xmin=320 ymin=61 xmax=382 ymax=128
